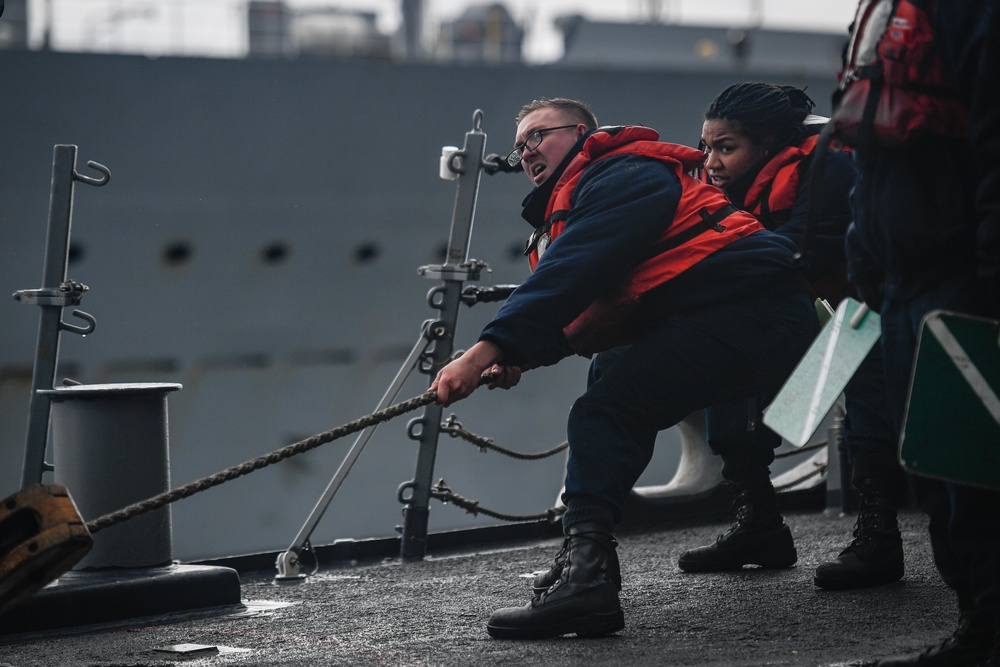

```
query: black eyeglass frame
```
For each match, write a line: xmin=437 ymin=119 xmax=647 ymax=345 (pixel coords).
xmin=505 ymin=124 xmax=580 ymax=167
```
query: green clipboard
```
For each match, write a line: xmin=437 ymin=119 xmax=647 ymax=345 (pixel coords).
xmin=763 ymin=298 xmax=881 ymax=447
xmin=900 ymin=310 xmax=1000 ymax=490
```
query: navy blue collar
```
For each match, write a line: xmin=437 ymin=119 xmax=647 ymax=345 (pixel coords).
xmin=519 ymin=131 xmax=593 ymax=229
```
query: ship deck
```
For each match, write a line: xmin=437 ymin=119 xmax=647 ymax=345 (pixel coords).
xmin=0 ymin=507 xmax=952 ymax=667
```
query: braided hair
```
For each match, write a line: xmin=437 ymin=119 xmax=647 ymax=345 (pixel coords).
xmin=704 ymin=83 xmax=816 ymax=150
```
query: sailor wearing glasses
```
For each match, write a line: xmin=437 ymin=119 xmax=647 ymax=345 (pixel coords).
xmin=430 ymin=97 xmax=819 ymax=640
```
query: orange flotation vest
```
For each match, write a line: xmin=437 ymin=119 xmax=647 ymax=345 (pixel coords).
xmin=526 ymin=126 xmax=764 ymax=355
xmin=739 ymin=134 xmax=821 ymax=231
xmin=832 ymin=0 xmax=968 ymax=147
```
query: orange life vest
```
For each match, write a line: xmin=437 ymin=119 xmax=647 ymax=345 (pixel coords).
xmin=832 ymin=0 xmax=968 ymax=147
xmin=527 ymin=125 xmax=764 ymax=355
xmin=739 ymin=134 xmax=820 ymax=231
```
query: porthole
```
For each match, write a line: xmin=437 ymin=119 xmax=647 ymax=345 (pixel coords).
xmin=261 ymin=241 xmax=290 ymax=265
xmin=68 ymin=242 xmax=85 ymax=265
xmin=354 ymin=242 xmax=380 ymax=264
xmin=163 ymin=241 xmax=193 ymax=265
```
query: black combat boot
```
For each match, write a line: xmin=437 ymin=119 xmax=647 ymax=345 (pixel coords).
xmin=677 ymin=480 xmax=796 ymax=572
xmin=487 ymin=522 xmax=624 ymax=639
xmin=532 ymin=533 xmax=621 ymax=596
xmin=876 ymin=605 xmax=996 ymax=666
xmin=814 ymin=477 xmax=904 ymax=590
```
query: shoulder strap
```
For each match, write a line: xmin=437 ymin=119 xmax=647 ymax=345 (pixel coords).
xmin=644 ymin=203 xmax=738 ymax=259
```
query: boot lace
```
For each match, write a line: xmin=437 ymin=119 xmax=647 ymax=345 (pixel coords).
xmin=717 ymin=485 xmax=757 ymax=542
xmin=842 ymin=491 xmax=893 ymax=555
xmin=534 ymin=533 xmax=620 ymax=597
xmin=532 ymin=538 xmax=570 ymax=594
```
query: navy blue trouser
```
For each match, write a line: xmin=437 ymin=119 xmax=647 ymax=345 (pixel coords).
xmin=564 ymin=288 xmax=819 ymax=524
xmin=843 ymin=342 xmax=906 ymax=496
xmin=881 ymin=272 xmax=1000 ymax=614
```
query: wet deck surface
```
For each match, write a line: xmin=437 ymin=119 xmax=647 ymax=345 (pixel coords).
xmin=0 ymin=509 xmax=953 ymax=667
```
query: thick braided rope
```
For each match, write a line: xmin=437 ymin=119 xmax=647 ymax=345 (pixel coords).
xmin=86 ymin=391 xmax=437 ymax=534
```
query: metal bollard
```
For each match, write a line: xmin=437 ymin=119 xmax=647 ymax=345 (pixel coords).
xmin=42 ymin=383 xmax=181 ymax=569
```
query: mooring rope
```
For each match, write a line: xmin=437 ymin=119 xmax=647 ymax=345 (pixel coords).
xmin=86 ymin=390 xmax=438 ymax=534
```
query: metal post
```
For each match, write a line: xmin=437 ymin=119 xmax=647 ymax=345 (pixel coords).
xmin=824 ymin=401 xmax=850 ymax=513
xmin=271 ymin=110 xmax=511 ymax=576
xmin=17 ymin=146 xmax=108 ymax=488
xmin=399 ymin=110 xmax=488 ymax=560
xmin=21 ymin=146 xmax=76 ymax=486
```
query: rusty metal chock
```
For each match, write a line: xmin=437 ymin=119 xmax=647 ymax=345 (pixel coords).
xmin=0 ymin=484 xmax=93 ymax=617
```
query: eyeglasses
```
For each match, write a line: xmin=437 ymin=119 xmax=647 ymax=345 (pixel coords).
xmin=505 ymin=124 xmax=579 ymax=167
